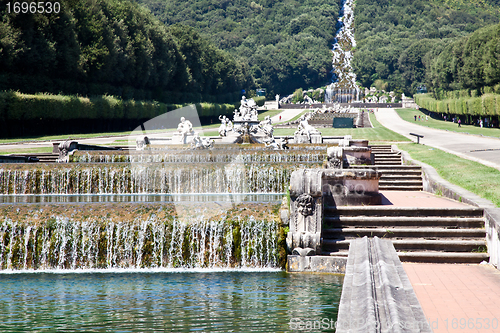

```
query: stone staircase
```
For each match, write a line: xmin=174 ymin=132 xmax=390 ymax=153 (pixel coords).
xmin=371 ymin=144 xmax=402 ymax=165
xmin=321 ymin=206 xmax=489 ymax=263
xmin=349 ymin=144 xmax=424 ymax=191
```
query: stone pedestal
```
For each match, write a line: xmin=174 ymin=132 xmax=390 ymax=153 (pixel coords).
xmin=286 ymin=168 xmax=381 ymax=255
xmin=321 ymin=168 xmax=381 ymax=207
xmin=349 ymin=139 xmax=369 ymax=147
xmin=327 ymin=146 xmax=373 ymax=168
xmin=287 ymin=169 xmax=324 ymax=255
xmin=294 ymin=133 xmax=323 ymax=144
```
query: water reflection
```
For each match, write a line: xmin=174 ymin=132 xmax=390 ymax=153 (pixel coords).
xmin=0 ymin=271 xmax=343 ymax=332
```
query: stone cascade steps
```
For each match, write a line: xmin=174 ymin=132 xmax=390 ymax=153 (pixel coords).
xmin=321 ymin=206 xmax=489 ymax=263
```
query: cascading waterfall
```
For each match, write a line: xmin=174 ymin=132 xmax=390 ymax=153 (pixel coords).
xmin=0 ymin=210 xmax=279 ymax=270
xmin=326 ymin=0 xmax=359 ymax=103
xmin=72 ymin=151 xmax=325 ymax=163
xmin=0 ymin=162 xmax=319 ymax=195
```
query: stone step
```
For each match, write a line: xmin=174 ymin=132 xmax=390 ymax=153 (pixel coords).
xmin=379 ymin=180 xmax=423 ymax=186
xmin=369 ymin=145 xmax=392 ymax=149
xmin=374 ymin=155 xmax=401 ymax=159
xmin=379 ymin=172 xmax=423 ymax=178
xmin=324 ymin=216 xmax=485 ymax=228
xmin=324 ymin=206 xmax=484 ymax=218
xmin=323 ymin=227 xmax=486 ymax=239
xmin=374 ymin=161 xmax=402 ymax=165
xmin=373 ymin=153 xmax=400 ymax=157
xmin=374 ymin=159 xmax=402 ymax=163
xmin=379 ymin=185 xmax=424 ymax=191
xmin=322 ymin=238 xmax=486 ymax=252
xmin=380 ymin=174 xmax=422 ymax=180
xmin=320 ymin=249 xmax=489 ymax=264
xmin=350 ymin=165 xmax=421 ymax=170
xmin=397 ymin=251 xmax=489 ymax=263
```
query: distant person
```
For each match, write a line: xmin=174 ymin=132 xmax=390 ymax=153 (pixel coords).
xmin=414 ymin=115 xmax=417 ymax=121
xmin=425 ymin=115 xmax=428 ymax=121
xmin=279 ymin=115 xmax=282 ymax=121
xmin=418 ymin=115 xmax=421 ymax=121
xmin=458 ymin=119 xmax=461 ymax=127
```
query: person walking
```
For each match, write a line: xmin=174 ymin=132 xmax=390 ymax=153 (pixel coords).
xmin=414 ymin=115 xmax=417 ymax=121
xmin=458 ymin=119 xmax=461 ymax=127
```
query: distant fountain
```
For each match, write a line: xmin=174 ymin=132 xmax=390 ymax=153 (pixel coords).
xmin=326 ymin=0 xmax=360 ymax=103
xmin=219 ymin=96 xmax=274 ymax=144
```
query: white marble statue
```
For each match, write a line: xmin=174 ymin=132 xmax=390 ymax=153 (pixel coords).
xmin=296 ymin=115 xmax=320 ymax=141
xmin=259 ymin=115 xmax=274 ymax=138
xmin=218 ymin=115 xmax=228 ymax=137
xmin=191 ymin=133 xmax=214 ymax=149
xmin=177 ymin=117 xmax=194 ymax=143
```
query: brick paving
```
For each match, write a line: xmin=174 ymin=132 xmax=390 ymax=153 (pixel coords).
xmin=380 ymin=190 xmax=470 ymax=208
xmin=404 ymin=263 xmax=500 ymax=333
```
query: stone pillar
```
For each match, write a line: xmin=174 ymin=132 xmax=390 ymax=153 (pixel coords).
xmin=287 ymin=169 xmax=324 ymax=256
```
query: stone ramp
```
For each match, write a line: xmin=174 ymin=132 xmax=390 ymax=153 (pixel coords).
xmin=336 ymin=237 xmax=431 ymax=333
xmin=322 ymin=206 xmax=489 ymax=264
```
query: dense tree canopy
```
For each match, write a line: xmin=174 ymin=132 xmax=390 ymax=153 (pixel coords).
xmin=135 ymin=0 xmax=339 ymax=97
xmin=0 ymin=0 xmax=248 ymax=103
xmin=426 ymin=23 xmax=500 ymax=94
xmin=352 ymin=0 xmax=500 ymax=95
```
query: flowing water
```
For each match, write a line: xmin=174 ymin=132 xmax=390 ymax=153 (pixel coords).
xmin=326 ymin=0 xmax=359 ymax=103
xmin=0 ymin=193 xmax=284 ymax=204
xmin=0 ymin=146 xmax=344 ymax=331
xmin=0 ymin=162 xmax=320 ymax=195
xmin=0 ymin=271 xmax=343 ymax=332
xmin=0 ymin=206 xmax=279 ymax=270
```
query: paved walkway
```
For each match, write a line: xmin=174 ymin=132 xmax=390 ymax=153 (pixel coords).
xmin=270 ymin=108 xmax=305 ymax=124
xmin=375 ymin=108 xmax=500 ymax=171
xmin=379 ymin=190 xmax=470 ymax=208
xmin=404 ymin=263 xmax=500 ymax=333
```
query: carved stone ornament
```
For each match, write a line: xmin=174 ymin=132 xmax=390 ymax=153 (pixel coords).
xmin=296 ymin=193 xmax=315 ymax=216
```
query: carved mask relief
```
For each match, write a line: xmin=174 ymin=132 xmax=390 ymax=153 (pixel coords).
xmin=296 ymin=193 xmax=314 ymax=216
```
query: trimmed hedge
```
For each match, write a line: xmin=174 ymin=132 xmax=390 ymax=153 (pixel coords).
xmin=0 ymin=91 xmax=236 ymax=138
xmin=415 ymin=92 xmax=500 ymax=116
xmin=0 ymin=91 xmax=237 ymax=121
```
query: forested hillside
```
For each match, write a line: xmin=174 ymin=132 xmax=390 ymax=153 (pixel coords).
xmin=135 ymin=0 xmax=339 ymax=96
xmin=353 ymin=0 xmax=500 ymax=95
xmin=0 ymin=0 xmax=248 ymax=103
xmin=426 ymin=23 xmax=500 ymax=93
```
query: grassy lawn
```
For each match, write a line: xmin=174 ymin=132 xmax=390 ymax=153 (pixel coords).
xmin=258 ymin=109 xmax=282 ymax=120
xmin=397 ymin=108 xmax=500 ymax=139
xmin=397 ymin=142 xmax=500 ymax=207
xmin=0 ymin=147 xmax=54 ymax=155
xmin=274 ymin=113 xmax=410 ymax=142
